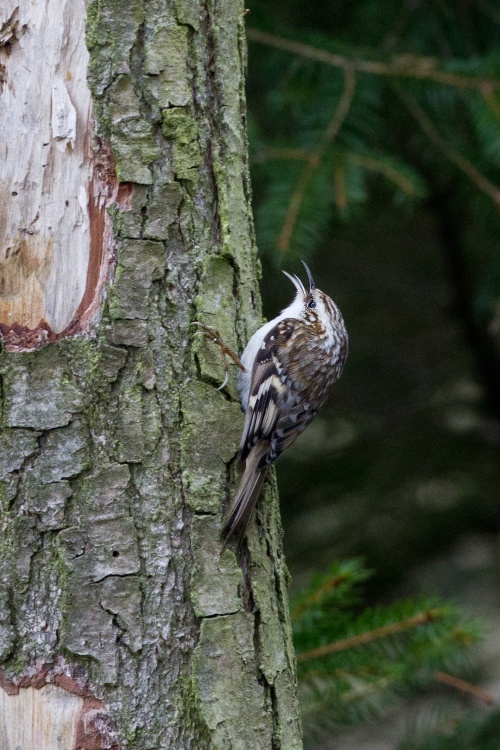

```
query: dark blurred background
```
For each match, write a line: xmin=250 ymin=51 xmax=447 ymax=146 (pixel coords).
xmin=264 ymin=207 xmax=500 ymax=593
xmin=245 ymin=1 xmax=500 ymax=745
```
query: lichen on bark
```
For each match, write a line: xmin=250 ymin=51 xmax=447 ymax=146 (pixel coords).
xmin=0 ymin=0 xmax=303 ymax=747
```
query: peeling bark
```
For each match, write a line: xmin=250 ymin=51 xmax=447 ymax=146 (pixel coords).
xmin=0 ymin=0 xmax=303 ymax=748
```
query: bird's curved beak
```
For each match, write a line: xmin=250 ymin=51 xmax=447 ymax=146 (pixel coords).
xmin=282 ymin=270 xmax=306 ymax=297
xmin=300 ymin=260 xmax=315 ymax=291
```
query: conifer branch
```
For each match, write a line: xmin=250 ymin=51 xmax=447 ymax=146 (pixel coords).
xmin=253 ymin=150 xmax=423 ymax=198
xmin=291 ymin=572 xmax=352 ymax=622
xmin=247 ymin=28 xmax=500 ymax=91
xmin=435 ymin=671 xmax=495 ymax=705
xmin=349 ymin=153 xmax=420 ymax=195
xmin=296 ymin=609 xmax=441 ymax=662
xmin=278 ymin=67 xmax=356 ymax=252
xmin=393 ymin=82 xmax=500 ymax=208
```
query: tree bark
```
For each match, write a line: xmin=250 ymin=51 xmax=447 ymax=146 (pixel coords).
xmin=0 ymin=1 xmax=303 ymax=748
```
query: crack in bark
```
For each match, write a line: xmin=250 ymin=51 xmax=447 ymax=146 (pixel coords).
xmin=199 ymin=610 xmax=240 ymax=620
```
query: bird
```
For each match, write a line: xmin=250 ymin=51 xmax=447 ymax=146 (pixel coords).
xmin=220 ymin=260 xmax=348 ymax=545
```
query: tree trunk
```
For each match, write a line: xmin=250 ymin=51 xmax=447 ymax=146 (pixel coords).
xmin=0 ymin=1 xmax=303 ymax=748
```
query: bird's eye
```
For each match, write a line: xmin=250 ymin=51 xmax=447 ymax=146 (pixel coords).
xmin=308 ymin=299 xmax=316 ymax=309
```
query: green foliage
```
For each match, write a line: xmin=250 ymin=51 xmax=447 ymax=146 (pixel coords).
xmin=291 ymin=561 xmax=483 ymax=739
xmin=246 ymin=0 xmax=500 ymax=330
xmin=398 ymin=705 xmax=500 ymax=750
xmin=246 ymin=3 xmax=500 ymax=745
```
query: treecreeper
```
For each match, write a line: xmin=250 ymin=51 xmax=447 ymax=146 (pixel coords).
xmin=198 ymin=261 xmax=348 ymax=545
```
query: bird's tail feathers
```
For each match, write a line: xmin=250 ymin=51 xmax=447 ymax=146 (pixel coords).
xmin=221 ymin=442 xmax=269 ymax=547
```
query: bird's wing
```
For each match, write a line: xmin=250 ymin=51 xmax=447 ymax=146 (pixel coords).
xmin=238 ymin=340 xmax=286 ymax=462
xmin=238 ymin=319 xmax=314 ymax=467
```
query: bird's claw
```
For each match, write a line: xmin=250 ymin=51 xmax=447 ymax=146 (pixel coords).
xmin=217 ymin=371 xmax=229 ymax=391
xmin=193 ymin=322 xmax=246 ymax=390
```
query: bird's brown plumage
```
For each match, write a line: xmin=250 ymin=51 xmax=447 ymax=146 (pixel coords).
xmin=221 ymin=263 xmax=348 ymax=544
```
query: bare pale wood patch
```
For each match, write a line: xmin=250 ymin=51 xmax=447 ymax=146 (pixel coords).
xmin=0 ymin=685 xmax=83 ymax=750
xmin=0 ymin=1 xmax=116 ymax=350
xmin=0 ymin=665 xmax=119 ymax=750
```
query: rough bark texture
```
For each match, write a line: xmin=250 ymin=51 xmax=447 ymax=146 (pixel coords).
xmin=0 ymin=1 xmax=303 ymax=749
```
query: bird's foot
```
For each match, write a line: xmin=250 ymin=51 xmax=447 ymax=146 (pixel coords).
xmin=193 ymin=323 xmax=246 ymax=390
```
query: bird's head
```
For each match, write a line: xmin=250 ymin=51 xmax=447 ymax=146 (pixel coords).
xmin=282 ymin=260 xmax=342 ymax=330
